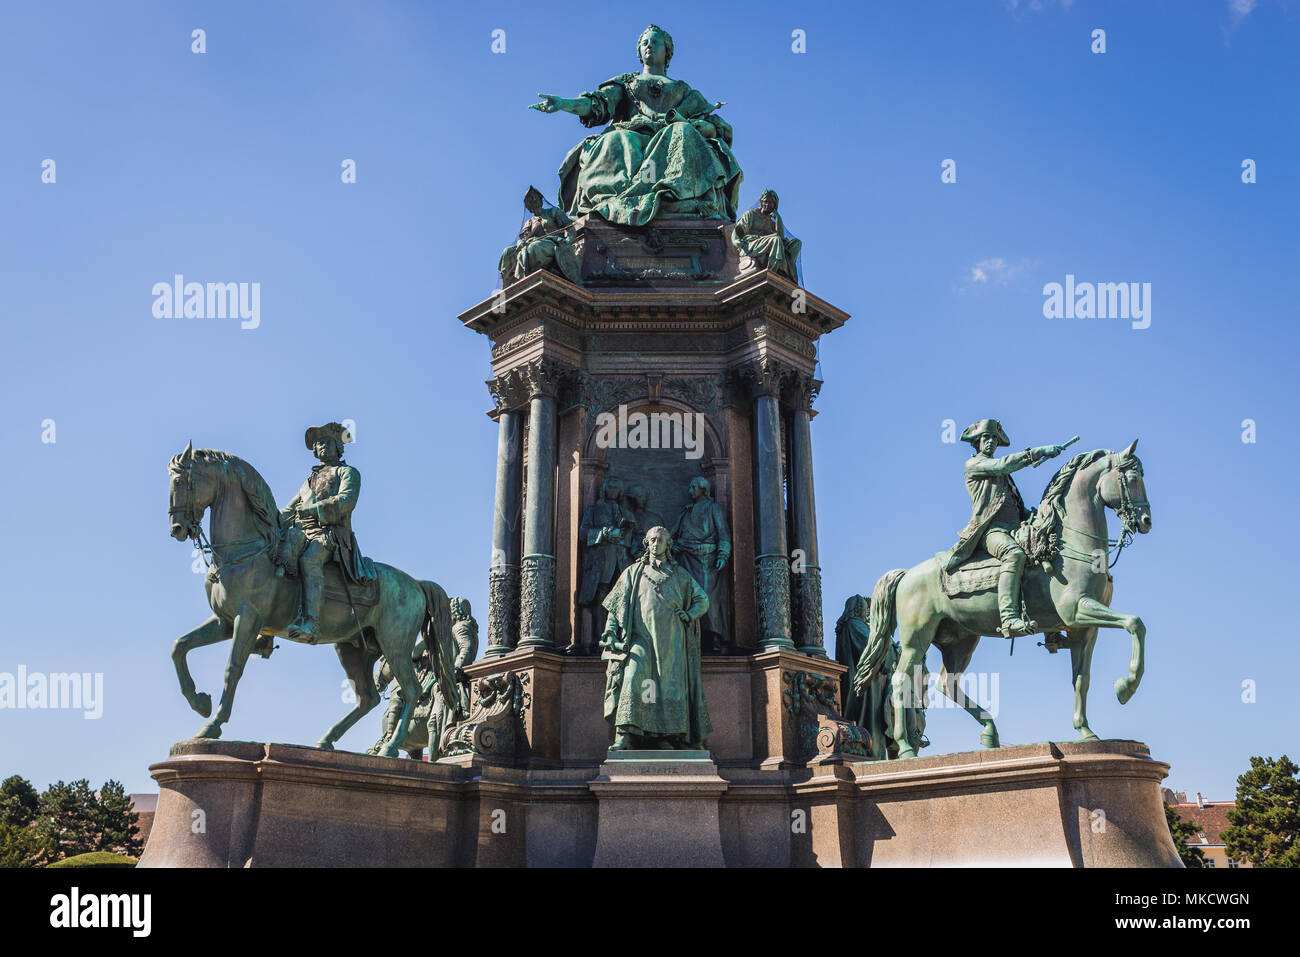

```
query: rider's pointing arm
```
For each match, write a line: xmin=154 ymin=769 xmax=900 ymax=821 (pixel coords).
xmin=966 ymin=446 xmax=1057 ymax=477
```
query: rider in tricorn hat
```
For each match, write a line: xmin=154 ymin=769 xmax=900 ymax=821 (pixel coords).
xmin=944 ymin=419 xmax=1068 ymax=638
xmin=278 ymin=422 xmax=373 ymax=642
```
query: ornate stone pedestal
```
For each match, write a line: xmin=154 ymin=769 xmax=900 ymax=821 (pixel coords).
xmin=589 ymin=751 xmax=727 ymax=867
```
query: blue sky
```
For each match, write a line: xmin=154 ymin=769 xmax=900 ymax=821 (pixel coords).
xmin=1 ymin=1 xmax=1296 ymax=801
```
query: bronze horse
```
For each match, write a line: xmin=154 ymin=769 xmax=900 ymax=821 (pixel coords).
xmin=166 ymin=443 xmax=455 ymax=757
xmin=853 ymin=443 xmax=1152 ymax=757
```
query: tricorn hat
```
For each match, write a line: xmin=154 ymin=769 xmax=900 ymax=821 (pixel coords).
xmin=960 ymin=419 xmax=1010 ymax=448
xmin=304 ymin=422 xmax=351 ymax=450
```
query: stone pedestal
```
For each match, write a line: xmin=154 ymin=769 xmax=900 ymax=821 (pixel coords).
xmin=848 ymin=739 xmax=1182 ymax=867
xmin=589 ymin=751 xmax=727 ymax=867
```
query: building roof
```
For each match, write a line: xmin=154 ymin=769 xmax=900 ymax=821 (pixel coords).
xmin=1169 ymin=801 xmax=1235 ymax=846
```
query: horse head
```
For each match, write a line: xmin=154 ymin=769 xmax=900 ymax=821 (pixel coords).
xmin=1097 ymin=439 xmax=1151 ymax=535
xmin=167 ymin=441 xmax=214 ymax=541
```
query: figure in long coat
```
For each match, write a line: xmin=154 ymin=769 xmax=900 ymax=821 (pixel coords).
xmin=600 ymin=526 xmax=711 ymax=750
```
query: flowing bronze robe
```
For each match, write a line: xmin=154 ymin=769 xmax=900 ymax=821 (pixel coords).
xmin=600 ymin=557 xmax=710 ymax=742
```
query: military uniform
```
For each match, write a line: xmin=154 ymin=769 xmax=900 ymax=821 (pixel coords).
xmin=279 ymin=422 xmax=372 ymax=642
xmin=944 ymin=419 xmax=1061 ymax=638
xmin=671 ymin=485 xmax=731 ymax=652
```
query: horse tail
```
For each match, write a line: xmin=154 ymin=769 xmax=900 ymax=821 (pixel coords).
xmin=418 ymin=580 xmax=453 ymax=660
xmin=853 ymin=569 xmax=907 ymax=694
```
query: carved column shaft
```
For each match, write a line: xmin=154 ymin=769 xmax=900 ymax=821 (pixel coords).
xmin=751 ymin=373 xmax=793 ymax=650
xmin=787 ymin=387 xmax=825 ymax=658
xmin=487 ymin=409 xmax=523 ymax=657
xmin=520 ymin=364 xmax=560 ymax=649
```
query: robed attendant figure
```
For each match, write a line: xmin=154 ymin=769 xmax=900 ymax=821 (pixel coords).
xmin=600 ymin=526 xmax=711 ymax=750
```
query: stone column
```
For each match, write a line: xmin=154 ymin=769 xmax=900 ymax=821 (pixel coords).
xmin=787 ymin=376 xmax=825 ymax=658
xmin=486 ymin=401 xmax=523 ymax=658
xmin=746 ymin=359 xmax=793 ymax=651
xmin=519 ymin=360 xmax=563 ymax=650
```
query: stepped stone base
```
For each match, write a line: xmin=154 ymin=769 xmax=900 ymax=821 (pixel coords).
xmin=139 ymin=733 xmax=1180 ymax=868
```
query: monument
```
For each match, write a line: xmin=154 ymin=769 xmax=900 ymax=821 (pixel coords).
xmin=139 ymin=24 xmax=1181 ymax=869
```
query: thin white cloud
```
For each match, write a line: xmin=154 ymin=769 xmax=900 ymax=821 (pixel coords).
xmin=1229 ymin=0 xmax=1259 ymax=20
xmin=967 ymin=257 xmax=1033 ymax=287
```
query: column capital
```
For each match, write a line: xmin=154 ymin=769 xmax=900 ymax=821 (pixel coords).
xmin=731 ymin=355 xmax=799 ymax=401
xmin=520 ymin=357 xmax=575 ymax=400
xmin=785 ymin=373 xmax=822 ymax=413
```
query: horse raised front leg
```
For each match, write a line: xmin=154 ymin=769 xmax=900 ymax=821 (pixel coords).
xmin=196 ymin=603 xmax=262 ymax=740
xmin=172 ymin=615 xmax=231 ymax=718
xmin=1067 ymin=626 xmax=1100 ymax=741
xmin=1072 ymin=596 xmax=1145 ymax=705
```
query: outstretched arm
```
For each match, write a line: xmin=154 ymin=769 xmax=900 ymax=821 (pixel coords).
xmin=530 ymin=93 xmax=593 ymax=118
xmin=967 ymin=445 xmax=1062 ymax=477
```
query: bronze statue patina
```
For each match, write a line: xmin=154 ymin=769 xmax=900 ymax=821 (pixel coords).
xmin=852 ymin=437 xmax=1153 ymax=758
xmin=575 ymin=476 xmax=636 ymax=654
xmin=370 ymin=597 xmax=478 ymax=760
xmin=531 ymin=25 xmax=743 ymax=225
xmin=498 ymin=185 xmax=581 ymax=288
xmin=600 ymin=526 xmax=711 ymax=750
xmin=275 ymin=423 xmax=376 ymax=643
xmin=166 ymin=438 xmax=459 ymax=757
xmin=732 ymin=189 xmax=801 ymax=282
xmin=624 ymin=482 xmax=666 ymax=558
xmin=671 ymin=476 xmax=731 ymax=655
xmin=942 ymin=419 xmax=1072 ymax=639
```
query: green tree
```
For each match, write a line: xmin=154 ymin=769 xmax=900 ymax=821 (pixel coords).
xmin=90 ymin=780 xmax=141 ymax=856
xmin=0 ymin=820 xmax=52 ymax=869
xmin=0 ymin=775 xmax=40 ymax=828
xmin=35 ymin=779 xmax=98 ymax=864
xmin=1222 ymin=755 xmax=1300 ymax=868
xmin=1164 ymin=802 xmax=1206 ymax=868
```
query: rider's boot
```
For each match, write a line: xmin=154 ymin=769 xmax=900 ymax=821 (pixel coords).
xmin=997 ymin=561 xmax=1038 ymax=638
xmin=288 ymin=563 xmax=325 ymax=643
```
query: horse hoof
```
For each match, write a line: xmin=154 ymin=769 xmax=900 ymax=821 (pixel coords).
xmin=980 ymin=732 xmax=1000 ymax=749
xmin=1079 ymin=730 xmax=1100 ymax=743
xmin=379 ymin=745 xmax=400 ymax=759
xmin=1115 ymin=677 xmax=1135 ymax=704
xmin=195 ymin=721 xmax=222 ymax=740
xmin=193 ymin=692 xmax=212 ymax=718
xmin=315 ymin=740 xmax=334 ymax=751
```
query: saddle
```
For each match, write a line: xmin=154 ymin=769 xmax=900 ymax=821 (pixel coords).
xmin=935 ymin=551 xmax=1002 ymax=597
xmin=323 ymin=563 xmax=381 ymax=607
xmin=936 ymin=519 xmax=1061 ymax=598
xmin=273 ymin=524 xmax=381 ymax=606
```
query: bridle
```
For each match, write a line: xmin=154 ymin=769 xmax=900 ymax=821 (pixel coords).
xmin=169 ymin=455 xmax=270 ymax=571
xmin=1061 ymin=453 xmax=1148 ymax=570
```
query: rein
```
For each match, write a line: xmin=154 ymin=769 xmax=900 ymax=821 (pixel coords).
xmin=171 ymin=457 xmax=273 ymax=573
xmin=1059 ymin=454 xmax=1146 ymax=570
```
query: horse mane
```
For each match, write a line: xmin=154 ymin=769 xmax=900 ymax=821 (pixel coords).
xmin=194 ymin=449 xmax=282 ymax=541
xmin=1030 ymin=448 xmax=1111 ymax=534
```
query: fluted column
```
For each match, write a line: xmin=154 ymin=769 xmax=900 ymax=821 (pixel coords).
xmin=519 ymin=360 xmax=563 ymax=649
xmin=486 ymin=403 xmax=523 ymax=658
xmin=787 ymin=376 xmax=825 ymax=658
xmin=746 ymin=359 xmax=793 ymax=651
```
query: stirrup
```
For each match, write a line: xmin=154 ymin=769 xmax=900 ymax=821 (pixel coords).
xmin=1000 ymin=617 xmax=1039 ymax=639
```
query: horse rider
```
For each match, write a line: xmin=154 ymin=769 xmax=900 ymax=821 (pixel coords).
xmin=944 ymin=419 xmax=1068 ymax=638
xmin=278 ymin=422 xmax=373 ymax=643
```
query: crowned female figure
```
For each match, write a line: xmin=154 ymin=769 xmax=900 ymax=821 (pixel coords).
xmin=531 ymin=25 xmax=743 ymax=226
